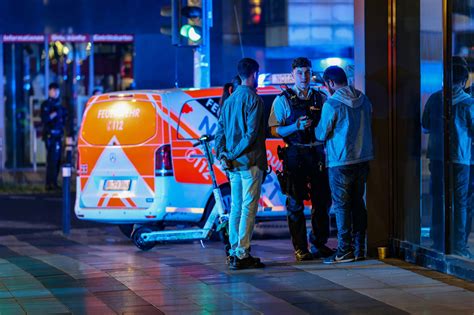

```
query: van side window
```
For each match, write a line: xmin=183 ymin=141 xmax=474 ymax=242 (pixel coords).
xmin=261 ymin=94 xmax=278 ymax=139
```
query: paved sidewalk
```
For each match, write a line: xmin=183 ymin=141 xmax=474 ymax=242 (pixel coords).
xmin=0 ymin=227 xmax=473 ymax=314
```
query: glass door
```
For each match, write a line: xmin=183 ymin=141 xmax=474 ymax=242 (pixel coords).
xmin=2 ymin=36 xmax=47 ymax=169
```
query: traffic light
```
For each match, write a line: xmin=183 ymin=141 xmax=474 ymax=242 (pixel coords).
xmin=160 ymin=5 xmax=173 ymax=36
xmin=160 ymin=0 xmax=205 ymax=46
xmin=249 ymin=0 xmax=262 ymax=25
xmin=173 ymin=0 xmax=203 ymax=46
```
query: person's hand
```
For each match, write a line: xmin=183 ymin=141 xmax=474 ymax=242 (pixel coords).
xmin=219 ymin=153 xmax=233 ymax=170
xmin=296 ymin=116 xmax=312 ymax=130
xmin=220 ymin=157 xmax=232 ymax=170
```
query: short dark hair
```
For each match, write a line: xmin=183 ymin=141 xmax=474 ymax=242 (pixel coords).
xmin=323 ymin=66 xmax=348 ymax=85
xmin=237 ymin=58 xmax=259 ymax=80
xmin=453 ymin=64 xmax=469 ymax=85
xmin=292 ymin=57 xmax=312 ymax=69
xmin=49 ymin=82 xmax=59 ymax=90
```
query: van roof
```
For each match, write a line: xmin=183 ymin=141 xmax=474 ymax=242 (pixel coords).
xmin=96 ymin=86 xmax=281 ymax=99
xmin=101 ymin=87 xmax=223 ymax=96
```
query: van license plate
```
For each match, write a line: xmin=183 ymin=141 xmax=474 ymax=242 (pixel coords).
xmin=104 ymin=180 xmax=131 ymax=191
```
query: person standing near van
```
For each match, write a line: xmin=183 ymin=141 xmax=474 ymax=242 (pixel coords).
xmin=41 ymin=83 xmax=67 ymax=191
xmin=268 ymin=57 xmax=334 ymax=261
xmin=215 ymin=58 xmax=267 ymax=270
xmin=315 ymin=66 xmax=374 ymax=264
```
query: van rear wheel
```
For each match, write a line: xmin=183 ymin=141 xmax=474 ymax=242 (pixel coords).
xmin=118 ymin=224 xmax=134 ymax=238
xmin=119 ymin=223 xmax=164 ymax=239
xmin=132 ymin=226 xmax=156 ymax=251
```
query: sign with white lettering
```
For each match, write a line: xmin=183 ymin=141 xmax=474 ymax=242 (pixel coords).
xmin=2 ymin=34 xmax=45 ymax=43
xmin=92 ymin=34 xmax=134 ymax=43
xmin=49 ymin=34 xmax=90 ymax=42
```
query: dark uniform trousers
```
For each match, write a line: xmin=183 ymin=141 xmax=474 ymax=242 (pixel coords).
xmin=45 ymin=135 xmax=63 ymax=188
xmin=285 ymin=145 xmax=331 ymax=252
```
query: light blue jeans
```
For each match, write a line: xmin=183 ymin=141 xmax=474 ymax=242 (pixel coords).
xmin=228 ymin=166 xmax=263 ymax=259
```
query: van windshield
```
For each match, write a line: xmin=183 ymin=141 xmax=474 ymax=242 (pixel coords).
xmin=81 ymin=100 xmax=156 ymax=145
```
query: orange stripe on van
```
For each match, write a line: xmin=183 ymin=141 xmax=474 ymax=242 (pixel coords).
xmin=122 ymin=147 xmax=155 ymax=175
xmin=144 ymin=178 xmax=155 ymax=191
xmin=126 ymin=198 xmax=137 ymax=208
xmin=97 ymin=194 xmax=108 ymax=207
xmin=133 ymin=94 xmax=149 ymax=100
xmin=79 ymin=146 xmax=106 ymax=176
xmin=169 ymin=112 xmax=199 ymax=139
xmin=80 ymin=178 xmax=88 ymax=190
xmin=96 ymin=95 xmax=110 ymax=102
xmin=163 ymin=120 xmax=170 ymax=143
xmin=184 ymin=88 xmax=223 ymax=98
xmin=152 ymin=95 xmax=163 ymax=109
xmin=107 ymin=194 xmax=126 ymax=207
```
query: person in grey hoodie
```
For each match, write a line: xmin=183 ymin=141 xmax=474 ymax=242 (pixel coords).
xmin=422 ymin=63 xmax=474 ymax=258
xmin=449 ymin=64 xmax=474 ymax=258
xmin=421 ymin=56 xmax=471 ymax=253
xmin=315 ymin=66 xmax=374 ymax=264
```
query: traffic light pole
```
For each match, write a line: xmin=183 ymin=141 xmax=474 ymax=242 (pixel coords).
xmin=194 ymin=0 xmax=212 ymax=88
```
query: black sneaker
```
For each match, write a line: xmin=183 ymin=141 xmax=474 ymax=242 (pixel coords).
xmin=310 ymin=245 xmax=336 ymax=258
xmin=295 ymin=249 xmax=313 ymax=261
xmin=323 ymin=250 xmax=355 ymax=264
xmin=230 ymin=255 xmax=265 ymax=270
xmin=354 ymin=255 xmax=366 ymax=261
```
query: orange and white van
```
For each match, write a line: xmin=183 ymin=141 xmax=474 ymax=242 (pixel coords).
xmin=74 ymin=87 xmax=298 ymax=233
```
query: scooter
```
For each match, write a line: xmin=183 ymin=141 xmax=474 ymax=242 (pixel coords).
xmin=131 ymin=134 xmax=229 ymax=251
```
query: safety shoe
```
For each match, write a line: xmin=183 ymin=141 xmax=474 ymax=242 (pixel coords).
xmin=310 ymin=245 xmax=336 ymax=258
xmin=230 ymin=255 xmax=265 ymax=270
xmin=323 ymin=250 xmax=355 ymax=264
xmin=295 ymin=249 xmax=313 ymax=261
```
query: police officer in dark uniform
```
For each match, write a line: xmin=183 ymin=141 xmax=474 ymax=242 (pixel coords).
xmin=268 ymin=57 xmax=334 ymax=261
xmin=41 ymin=83 xmax=67 ymax=191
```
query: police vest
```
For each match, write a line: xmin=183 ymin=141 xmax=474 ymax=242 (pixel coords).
xmin=281 ymin=88 xmax=323 ymax=145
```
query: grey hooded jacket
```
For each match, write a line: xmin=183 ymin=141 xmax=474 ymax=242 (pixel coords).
xmin=315 ymin=86 xmax=374 ymax=167
xmin=422 ymin=88 xmax=474 ymax=165
xmin=450 ymin=88 xmax=474 ymax=165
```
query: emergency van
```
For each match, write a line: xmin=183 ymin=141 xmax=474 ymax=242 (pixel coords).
xmin=75 ymin=87 xmax=300 ymax=238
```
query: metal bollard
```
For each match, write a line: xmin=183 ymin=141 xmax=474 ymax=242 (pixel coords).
xmin=62 ymin=164 xmax=72 ymax=236
xmin=65 ymin=136 xmax=73 ymax=164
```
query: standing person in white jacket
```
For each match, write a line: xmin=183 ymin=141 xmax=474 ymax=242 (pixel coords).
xmin=315 ymin=66 xmax=374 ymax=264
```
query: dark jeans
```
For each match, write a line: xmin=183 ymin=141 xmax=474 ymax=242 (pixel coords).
xmin=452 ymin=163 xmax=471 ymax=252
xmin=285 ymin=146 xmax=331 ymax=252
xmin=45 ymin=137 xmax=63 ymax=187
xmin=328 ymin=162 xmax=369 ymax=255
xmin=429 ymin=160 xmax=445 ymax=250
